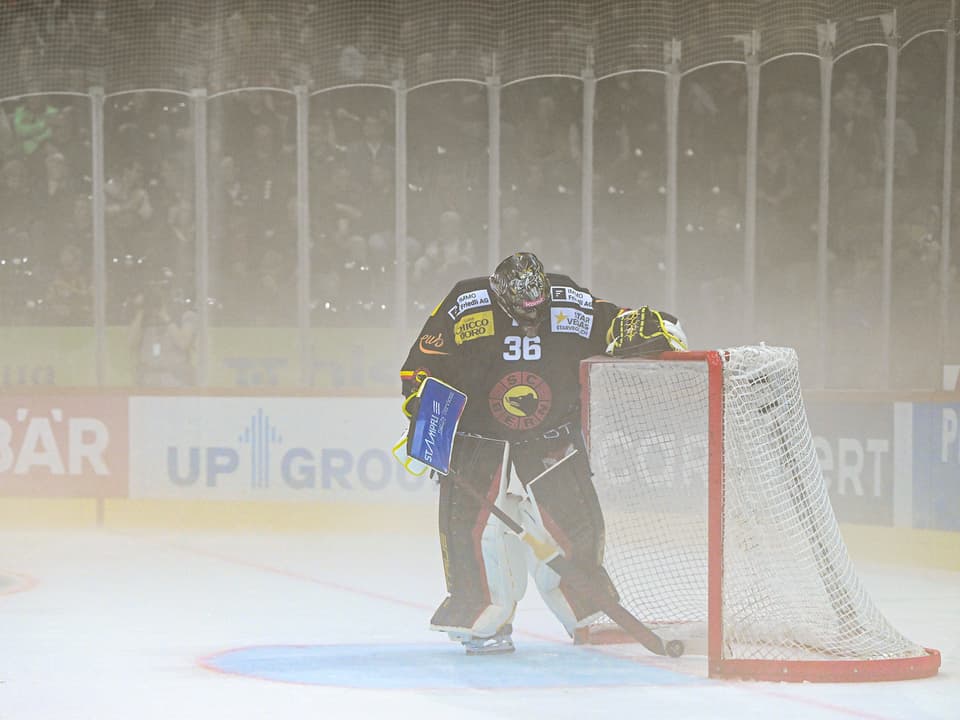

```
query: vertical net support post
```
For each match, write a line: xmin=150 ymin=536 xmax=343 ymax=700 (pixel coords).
xmin=939 ymin=4 xmax=957 ymax=383
xmin=742 ymin=33 xmax=761 ymax=342
xmin=815 ymin=22 xmax=835 ymax=390
xmin=580 ymin=47 xmax=596 ymax=288
xmin=880 ymin=12 xmax=900 ymax=390
xmin=393 ymin=76 xmax=408 ymax=333
xmin=580 ymin=347 xmax=941 ymax=682
xmin=191 ymin=88 xmax=210 ymax=387
xmin=89 ymin=86 xmax=106 ymax=386
xmin=295 ymin=85 xmax=311 ymax=386
xmin=663 ymin=41 xmax=682 ymax=315
xmin=487 ymin=66 xmax=502 ymax=267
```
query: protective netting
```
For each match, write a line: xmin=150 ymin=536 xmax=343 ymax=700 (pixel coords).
xmin=0 ymin=1 xmax=953 ymax=390
xmin=584 ymin=346 xmax=931 ymax=674
xmin=0 ymin=1 xmax=947 ymax=100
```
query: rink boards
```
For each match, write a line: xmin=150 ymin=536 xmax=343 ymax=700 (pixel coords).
xmin=0 ymin=391 xmax=957 ymax=567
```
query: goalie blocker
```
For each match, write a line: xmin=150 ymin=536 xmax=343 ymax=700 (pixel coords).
xmin=404 ymin=377 xmax=467 ymax=476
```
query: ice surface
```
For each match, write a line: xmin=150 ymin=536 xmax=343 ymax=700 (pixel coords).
xmin=1 ymin=529 xmax=956 ymax=720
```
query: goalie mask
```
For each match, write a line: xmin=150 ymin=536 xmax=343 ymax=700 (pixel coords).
xmin=490 ymin=252 xmax=551 ymax=331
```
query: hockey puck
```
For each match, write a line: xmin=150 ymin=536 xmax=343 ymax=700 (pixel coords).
xmin=665 ymin=639 xmax=684 ymax=658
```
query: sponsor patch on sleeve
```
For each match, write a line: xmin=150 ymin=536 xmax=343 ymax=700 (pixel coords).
xmin=550 ymin=308 xmax=593 ymax=338
xmin=447 ymin=289 xmax=492 ymax=319
xmin=550 ymin=286 xmax=593 ymax=309
xmin=418 ymin=331 xmax=448 ymax=355
xmin=454 ymin=310 xmax=495 ymax=345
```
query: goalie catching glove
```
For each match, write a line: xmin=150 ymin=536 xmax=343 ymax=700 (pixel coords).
xmin=605 ymin=307 xmax=687 ymax=357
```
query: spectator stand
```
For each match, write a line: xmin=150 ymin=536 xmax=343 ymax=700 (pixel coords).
xmin=0 ymin=1 xmax=956 ymax=391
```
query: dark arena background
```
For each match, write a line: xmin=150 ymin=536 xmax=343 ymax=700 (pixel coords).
xmin=0 ymin=3 xmax=958 ymax=719
xmin=0 ymin=0 xmax=957 ymax=389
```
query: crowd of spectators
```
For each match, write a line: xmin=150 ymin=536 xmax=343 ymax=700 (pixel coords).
xmin=0 ymin=2 xmax=957 ymax=388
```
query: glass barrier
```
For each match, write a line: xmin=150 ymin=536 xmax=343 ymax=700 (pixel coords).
xmin=407 ymin=82 xmax=489 ymax=322
xmin=0 ymin=26 xmax=955 ymax=392
xmin=1 ymin=93 xmax=96 ymax=387
xmin=827 ymin=48 xmax=887 ymax=389
xmin=303 ymin=86 xmax=399 ymax=390
xmin=892 ymin=34 xmax=947 ymax=390
xmin=501 ymin=78 xmax=582 ymax=276
xmin=676 ymin=64 xmax=747 ymax=350
xmin=103 ymin=90 xmax=193 ymax=386
xmin=206 ymin=90 xmax=298 ymax=385
xmin=755 ymin=57 xmax=820 ymax=385
xmin=592 ymin=72 xmax=667 ymax=309
xmin=309 ymin=86 xmax=396 ymax=332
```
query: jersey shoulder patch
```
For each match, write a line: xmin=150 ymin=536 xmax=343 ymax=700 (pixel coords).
xmin=549 ymin=307 xmax=594 ymax=338
xmin=550 ymin=284 xmax=594 ymax=310
xmin=417 ymin=330 xmax=449 ymax=355
xmin=447 ymin=287 xmax=492 ymax=320
xmin=454 ymin=310 xmax=495 ymax=344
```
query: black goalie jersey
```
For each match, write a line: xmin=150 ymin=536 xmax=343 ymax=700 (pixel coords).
xmin=400 ymin=273 xmax=625 ymax=443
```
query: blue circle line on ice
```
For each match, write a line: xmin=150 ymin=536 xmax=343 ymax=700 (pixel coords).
xmin=201 ymin=642 xmax=702 ymax=689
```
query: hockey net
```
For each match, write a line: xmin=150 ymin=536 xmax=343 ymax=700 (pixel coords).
xmin=580 ymin=345 xmax=939 ymax=682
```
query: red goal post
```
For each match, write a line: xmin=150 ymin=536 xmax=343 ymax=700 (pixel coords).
xmin=579 ymin=346 xmax=940 ymax=682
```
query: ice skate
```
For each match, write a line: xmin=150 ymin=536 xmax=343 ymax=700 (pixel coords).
xmin=461 ymin=624 xmax=515 ymax=655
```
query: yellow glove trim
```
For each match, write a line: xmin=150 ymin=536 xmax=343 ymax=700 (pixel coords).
xmin=607 ymin=307 xmax=687 ymax=353
xmin=401 ymin=392 xmax=419 ymax=419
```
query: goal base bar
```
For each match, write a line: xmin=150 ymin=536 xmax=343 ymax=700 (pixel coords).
xmin=575 ymin=625 xmax=940 ymax=682
xmin=712 ymin=648 xmax=941 ymax=683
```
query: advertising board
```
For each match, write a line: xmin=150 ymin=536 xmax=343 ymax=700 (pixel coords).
xmin=806 ymin=398 xmax=894 ymax=526
xmin=129 ymin=397 xmax=433 ymax=502
xmin=0 ymin=395 xmax=128 ymax=497
xmin=911 ymin=402 xmax=960 ymax=531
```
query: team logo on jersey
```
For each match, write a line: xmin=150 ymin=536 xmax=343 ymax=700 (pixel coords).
xmin=454 ymin=310 xmax=494 ymax=345
xmin=550 ymin=286 xmax=593 ymax=309
xmin=551 ymin=308 xmax=593 ymax=338
xmin=447 ymin=289 xmax=491 ymax=319
xmin=418 ymin=332 xmax=448 ymax=355
xmin=488 ymin=370 xmax=553 ymax=431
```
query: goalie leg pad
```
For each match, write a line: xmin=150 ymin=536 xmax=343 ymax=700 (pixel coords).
xmin=516 ymin=495 xmax=614 ymax=635
xmin=513 ymin=438 xmax=620 ymax=635
xmin=515 ymin=439 xmax=607 ymax=567
xmin=430 ymin=437 xmax=526 ymax=638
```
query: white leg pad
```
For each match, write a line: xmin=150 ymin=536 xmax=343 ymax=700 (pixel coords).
xmin=463 ymin=492 xmax=528 ymax=638
xmin=518 ymin=496 xmax=603 ymax=636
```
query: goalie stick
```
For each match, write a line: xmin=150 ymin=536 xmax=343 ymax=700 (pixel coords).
xmin=445 ymin=451 xmax=684 ymax=658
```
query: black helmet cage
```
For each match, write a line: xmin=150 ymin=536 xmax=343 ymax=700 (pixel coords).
xmin=489 ymin=252 xmax=551 ymax=329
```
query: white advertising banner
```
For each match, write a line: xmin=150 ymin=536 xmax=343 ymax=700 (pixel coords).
xmin=129 ymin=397 xmax=435 ymax=502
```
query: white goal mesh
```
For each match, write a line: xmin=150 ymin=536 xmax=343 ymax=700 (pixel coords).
xmin=582 ymin=345 xmax=939 ymax=681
